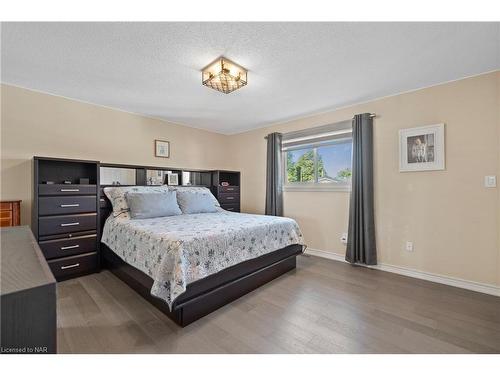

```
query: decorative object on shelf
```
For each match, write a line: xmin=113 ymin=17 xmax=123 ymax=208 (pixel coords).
xmin=221 ymin=181 xmax=229 ymax=186
xmin=155 ymin=140 xmax=170 ymax=158
xmin=202 ymin=56 xmax=248 ymax=94
xmin=399 ymin=124 xmax=445 ymax=172
xmin=167 ymin=173 xmax=179 ymax=186
xmin=79 ymin=177 xmax=90 ymax=184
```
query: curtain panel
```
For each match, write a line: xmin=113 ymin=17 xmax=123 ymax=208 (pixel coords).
xmin=265 ymin=132 xmax=284 ymax=216
xmin=345 ymin=113 xmax=377 ymax=265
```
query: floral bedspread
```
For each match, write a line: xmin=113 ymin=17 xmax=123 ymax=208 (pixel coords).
xmin=101 ymin=210 xmax=304 ymax=309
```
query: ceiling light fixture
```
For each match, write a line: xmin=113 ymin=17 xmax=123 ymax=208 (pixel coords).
xmin=202 ymin=57 xmax=248 ymax=94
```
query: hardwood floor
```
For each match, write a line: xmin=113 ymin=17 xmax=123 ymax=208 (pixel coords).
xmin=56 ymin=254 xmax=500 ymax=353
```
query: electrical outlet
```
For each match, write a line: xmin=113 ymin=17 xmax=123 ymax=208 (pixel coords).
xmin=340 ymin=233 xmax=348 ymax=244
xmin=405 ymin=241 xmax=414 ymax=252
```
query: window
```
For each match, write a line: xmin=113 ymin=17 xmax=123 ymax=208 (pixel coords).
xmin=283 ymin=123 xmax=353 ymax=191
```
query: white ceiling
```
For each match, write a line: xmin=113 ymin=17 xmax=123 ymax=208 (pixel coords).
xmin=2 ymin=22 xmax=499 ymax=134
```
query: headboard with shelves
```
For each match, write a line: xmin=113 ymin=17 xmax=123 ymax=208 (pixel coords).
xmin=98 ymin=163 xmax=234 ymax=232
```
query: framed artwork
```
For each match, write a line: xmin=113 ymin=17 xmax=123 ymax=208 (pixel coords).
xmin=399 ymin=124 xmax=445 ymax=172
xmin=155 ymin=140 xmax=170 ymax=158
xmin=167 ymin=173 xmax=179 ymax=186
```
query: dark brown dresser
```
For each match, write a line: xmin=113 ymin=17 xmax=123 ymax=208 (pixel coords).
xmin=1 ymin=226 xmax=56 ymax=353
xmin=33 ymin=157 xmax=100 ymax=281
xmin=0 ymin=200 xmax=21 ymax=227
xmin=211 ymin=170 xmax=241 ymax=212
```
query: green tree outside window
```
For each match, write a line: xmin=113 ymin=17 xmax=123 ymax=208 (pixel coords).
xmin=287 ymin=150 xmax=325 ymax=182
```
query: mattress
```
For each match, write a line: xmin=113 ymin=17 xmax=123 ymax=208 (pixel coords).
xmin=101 ymin=210 xmax=304 ymax=309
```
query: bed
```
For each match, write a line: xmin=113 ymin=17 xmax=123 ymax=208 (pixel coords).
xmin=100 ymin=185 xmax=305 ymax=326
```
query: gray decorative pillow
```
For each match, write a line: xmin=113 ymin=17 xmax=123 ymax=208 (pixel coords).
xmin=125 ymin=191 xmax=182 ymax=219
xmin=169 ymin=186 xmax=220 ymax=207
xmin=176 ymin=191 xmax=219 ymax=214
xmin=104 ymin=185 xmax=171 ymax=218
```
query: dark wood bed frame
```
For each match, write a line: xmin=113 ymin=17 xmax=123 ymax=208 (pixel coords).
xmin=102 ymin=243 xmax=302 ymax=326
xmin=98 ymin=163 xmax=303 ymax=327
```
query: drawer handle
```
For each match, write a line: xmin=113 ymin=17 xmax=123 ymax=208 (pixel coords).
xmin=226 ymin=188 xmax=234 ymax=191
xmin=61 ymin=222 xmax=80 ymax=227
xmin=61 ymin=244 xmax=80 ymax=250
xmin=226 ymin=196 xmax=235 ymax=200
xmin=61 ymin=263 xmax=80 ymax=270
xmin=60 ymin=204 xmax=80 ymax=208
xmin=60 ymin=188 xmax=80 ymax=192
xmin=227 ymin=208 xmax=234 ymax=211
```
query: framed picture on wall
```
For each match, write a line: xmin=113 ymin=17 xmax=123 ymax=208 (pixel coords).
xmin=155 ymin=140 xmax=170 ymax=158
xmin=399 ymin=124 xmax=445 ymax=172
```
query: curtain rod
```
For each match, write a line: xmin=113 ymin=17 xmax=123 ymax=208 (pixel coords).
xmin=264 ymin=113 xmax=376 ymax=139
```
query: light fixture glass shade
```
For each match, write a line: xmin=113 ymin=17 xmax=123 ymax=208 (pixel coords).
xmin=202 ymin=57 xmax=248 ymax=94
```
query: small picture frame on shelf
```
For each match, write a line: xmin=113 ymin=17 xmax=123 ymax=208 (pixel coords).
xmin=155 ymin=140 xmax=170 ymax=158
xmin=167 ymin=173 xmax=179 ymax=186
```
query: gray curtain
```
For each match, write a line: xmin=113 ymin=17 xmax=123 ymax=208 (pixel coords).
xmin=265 ymin=132 xmax=283 ymax=216
xmin=345 ymin=113 xmax=377 ymax=265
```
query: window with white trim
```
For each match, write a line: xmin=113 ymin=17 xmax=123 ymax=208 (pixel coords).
xmin=282 ymin=123 xmax=353 ymax=191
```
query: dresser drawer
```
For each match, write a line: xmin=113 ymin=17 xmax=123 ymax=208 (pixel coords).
xmin=38 ymin=184 xmax=97 ymax=196
xmin=48 ymin=252 xmax=97 ymax=280
xmin=38 ymin=213 xmax=97 ymax=236
xmin=39 ymin=196 xmax=97 ymax=216
xmin=39 ymin=234 xmax=97 ymax=260
xmin=218 ymin=186 xmax=240 ymax=193
xmin=221 ymin=203 xmax=240 ymax=212
xmin=218 ymin=193 xmax=240 ymax=204
xmin=0 ymin=217 xmax=13 ymax=227
xmin=0 ymin=202 xmax=12 ymax=210
xmin=0 ymin=210 xmax=13 ymax=227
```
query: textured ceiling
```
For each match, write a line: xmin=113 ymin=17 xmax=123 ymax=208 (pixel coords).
xmin=1 ymin=22 xmax=499 ymax=134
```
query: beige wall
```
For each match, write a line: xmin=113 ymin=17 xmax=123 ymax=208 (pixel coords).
xmin=497 ymin=72 xmax=500 ymax=287
xmin=1 ymin=72 xmax=499 ymax=287
xmin=0 ymin=84 xmax=231 ymax=226
xmin=229 ymin=71 xmax=500 ymax=287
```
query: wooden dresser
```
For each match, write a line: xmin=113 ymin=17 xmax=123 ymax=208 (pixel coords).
xmin=33 ymin=157 xmax=100 ymax=281
xmin=211 ymin=170 xmax=241 ymax=212
xmin=0 ymin=200 xmax=21 ymax=227
xmin=1 ymin=226 xmax=57 ymax=353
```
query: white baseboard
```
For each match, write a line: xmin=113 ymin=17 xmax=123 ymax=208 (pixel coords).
xmin=304 ymin=248 xmax=500 ymax=297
